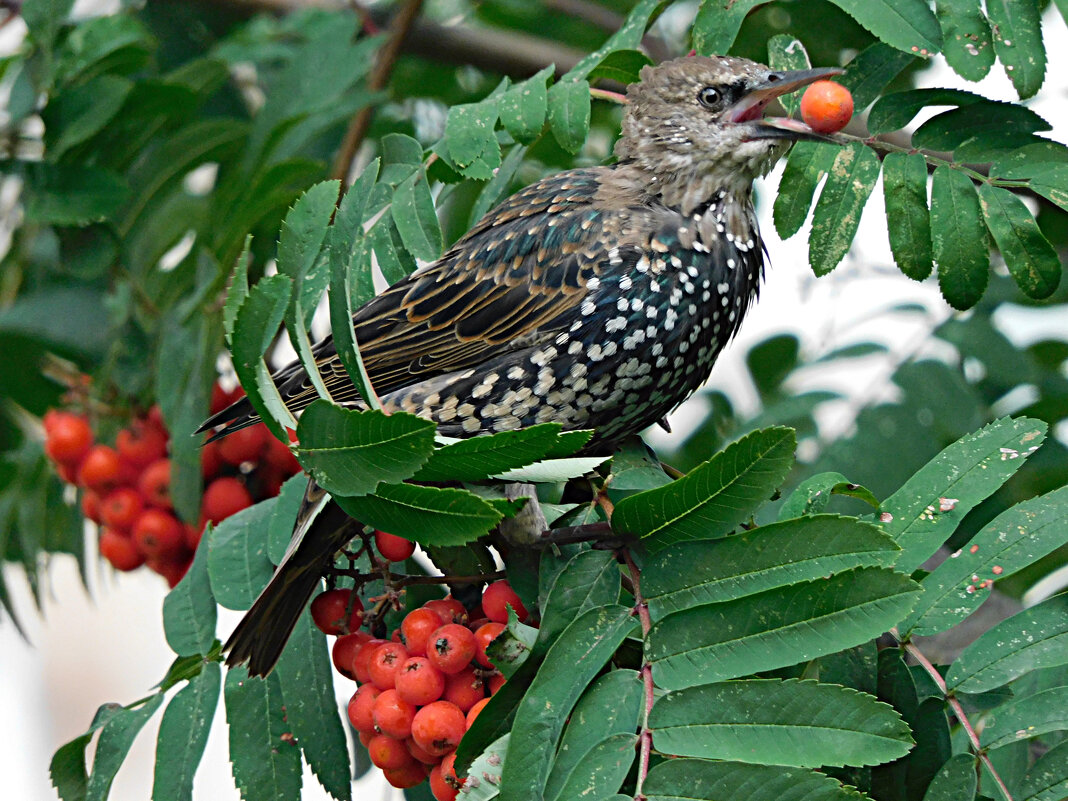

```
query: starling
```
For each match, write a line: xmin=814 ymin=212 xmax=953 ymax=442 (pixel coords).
xmin=206 ymin=55 xmax=841 ymax=675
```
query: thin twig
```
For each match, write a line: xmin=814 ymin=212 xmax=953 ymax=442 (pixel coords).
xmin=621 ymin=548 xmax=655 ymax=801
xmin=331 ymin=0 xmax=425 ymax=196
xmin=590 ymin=87 xmax=629 ymax=104
xmin=893 ymin=629 xmax=1015 ymax=801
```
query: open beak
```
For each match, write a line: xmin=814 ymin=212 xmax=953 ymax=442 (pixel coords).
xmin=728 ymin=66 xmax=845 ymax=142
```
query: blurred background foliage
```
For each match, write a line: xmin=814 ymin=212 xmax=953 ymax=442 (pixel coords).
xmin=1 ymin=0 xmax=1067 ymax=625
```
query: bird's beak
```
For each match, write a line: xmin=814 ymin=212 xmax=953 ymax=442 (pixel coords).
xmin=729 ymin=66 xmax=845 ymax=142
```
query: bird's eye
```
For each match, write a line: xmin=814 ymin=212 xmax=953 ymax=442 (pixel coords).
xmin=697 ymin=87 xmax=721 ymax=108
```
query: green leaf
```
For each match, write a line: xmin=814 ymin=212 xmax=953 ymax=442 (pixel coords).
xmin=879 ymin=417 xmax=1045 ymax=573
xmin=868 ymin=88 xmax=983 ymax=134
xmin=328 ymin=231 xmax=379 ymax=410
xmin=277 ymin=180 xmax=338 ymax=325
xmin=16 ymin=161 xmax=129 ymax=225
xmin=611 ymin=427 xmax=795 ymax=551
xmin=826 ymin=0 xmax=942 ymax=56
xmin=937 ymin=0 xmax=996 ymax=81
xmin=223 ymin=241 xmax=250 ymax=348
xmin=1026 ymin=163 xmax=1068 ymax=211
xmin=544 ymin=733 xmax=637 ymax=801
xmin=980 ymin=686 xmax=1068 ymax=749
xmin=565 ymin=0 xmax=664 ymax=80
xmin=274 ymin=612 xmax=351 ymax=801
xmin=913 ymin=102 xmax=1050 ymax=153
xmin=538 ymin=550 xmax=621 ymax=645
xmin=773 ymin=142 xmax=839 ymax=239
xmin=809 ymin=142 xmax=881 ymax=276
xmin=335 ymin=482 xmax=504 ymax=546
xmin=445 ymin=97 xmax=502 ymax=177
xmin=469 ymin=144 xmax=529 ymax=227
xmin=767 ymin=36 xmax=811 ymax=116
xmin=295 ymin=401 xmax=435 ymax=497
xmin=986 ymin=0 xmax=1046 ymax=99
xmin=231 ymin=274 xmax=296 ymax=442
xmin=692 ymin=1 xmax=769 ymax=55
xmin=587 ymin=49 xmax=653 ymax=85
xmin=224 ymin=667 xmax=302 ymax=801
xmin=650 ymin=679 xmax=913 ymax=767
xmin=547 ymin=79 xmax=591 ymax=154
xmin=901 ymin=485 xmax=1068 ymax=636
xmin=779 ymin=473 xmax=880 ymax=518
xmin=492 ymin=455 xmax=608 ymax=483
xmin=646 ymin=567 xmax=921 ymax=690
xmin=206 ymin=498 xmax=277 ymax=610
xmin=645 ymin=759 xmax=869 ymax=801
xmin=151 ymin=663 xmax=220 ymax=801
xmin=368 ymin=213 xmax=416 ymax=287
xmin=86 ymin=695 xmax=165 ymax=801
xmin=930 ymin=165 xmax=989 ymax=310
xmin=50 ymin=704 xmax=125 ymax=801
xmin=162 ymin=534 xmax=216 ymax=657
xmin=643 ymin=515 xmax=900 ymax=621
xmin=499 ymin=67 xmax=552 ymax=144
xmin=946 ymin=593 xmax=1068 ymax=694
xmin=459 ymin=734 xmax=510 ymax=801
xmin=883 ymin=152 xmax=934 ymax=281
xmin=392 ymin=169 xmax=442 ymax=262
xmin=1020 ymin=740 xmax=1068 ymax=801
xmin=544 ymin=671 xmax=643 ymax=801
xmin=977 ymin=184 xmax=1061 ymax=300
xmin=838 ymin=42 xmax=918 ymax=111
xmin=497 ymin=605 xmax=636 ymax=801
xmin=42 ymin=74 xmax=133 ymax=159
xmin=413 ymin=424 xmax=564 ymax=482
xmin=921 ymin=753 xmax=977 ymax=801
xmin=267 ymin=474 xmax=307 ymax=565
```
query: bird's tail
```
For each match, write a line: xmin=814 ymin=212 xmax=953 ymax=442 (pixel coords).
xmin=195 ymin=396 xmax=260 ymax=444
xmin=224 ymin=482 xmax=352 ymax=676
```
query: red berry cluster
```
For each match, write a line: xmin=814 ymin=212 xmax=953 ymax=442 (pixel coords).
xmin=43 ymin=381 xmax=301 ymax=586
xmin=313 ymin=561 xmax=530 ymax=799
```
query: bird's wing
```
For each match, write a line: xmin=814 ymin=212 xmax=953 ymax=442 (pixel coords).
xmin=273 ymin=167 xmax=613 ymax=412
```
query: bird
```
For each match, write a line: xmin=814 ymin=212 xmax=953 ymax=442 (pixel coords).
xmin=203 ymin=55 xmax=842 ymax=676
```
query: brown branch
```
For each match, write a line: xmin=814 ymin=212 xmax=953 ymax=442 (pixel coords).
xmin=331 ymin=0 xmax=425 ymax=192
xmin=893 ymin=629 xmax=1015 ymax=801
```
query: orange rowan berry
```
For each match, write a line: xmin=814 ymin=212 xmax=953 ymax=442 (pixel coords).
xmin=800 ymin=80 xmax=853 ymax=134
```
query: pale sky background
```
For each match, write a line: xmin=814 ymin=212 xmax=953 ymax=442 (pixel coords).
xmin=3 ymin=4 xmax=1068 ymax=801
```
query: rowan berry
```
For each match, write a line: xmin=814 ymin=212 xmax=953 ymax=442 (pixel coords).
xmin=482 ymin=580 xmax=528 ymax=623
xmin=411 ymin=700 xmax=467 ymax=756
xmin=405 ymin=736 xmax=438 ymax=765
xmin=99 ymin=528 xmax=145 ymax=571
xmin=373 ymin=688 xmax=417 ymax=739
xmin=427 ymin=624 xmax=477 ymax=675
xmin=429 ymin=762 xmax=459 ymax=801
xmin=395 ymin=657 xmax=446 ymax=706
xmin=44 ymin=412 xmax=93 ymax=465
xmin=443 ymin=666 xmax=485 ymax=712
xmin=264 ymin=435 xmax=301 ymax=476
xmin=116 ymin=423 xmax=167 ymax=468
xmin=310 ymin=588 xmax=364 ymax=635
xmin=100 ymin=487 xmax=143 ymax=530
xmin=332 ymin=631 xmax=371 ymax=679
xmin=473 ymin=621 xmax=506 ymax=669
xmin=132 ymin=509 xmax=185 ymax=558
xmin=367 ymin=734 xmax=412 ymax=770
xmin=800 ymin=80 xmax=854 ymax=134
xmin=210 ymin=382 xmax=244 ymax=414
xmin=368 ymin=642 xmax=410 ymax=690
xmin=374 ymin=530 xmax=416 ymax=562
xmin=77 ymin=445 xmax=122 ymax=492
xmin=441 ymin=752 xmax=465 ymax=790
xmin=466 ymin=697 xmax=490 ymax=728
xmin=200 ymin=440 xmax=224 ymax=480
xmin=487 ymin=672 xmax=506 ymax=695
xmin=347 ymin=684 xmax=381 ymax=732
xmin=382 ymin=760 xmax=427 ymax=789
xmin=201 ymin=476 xmax=252 ymax=523
xmin=424 ymin=597 xmax=467 ymax=625
xmin=81 ymin=490 xmax=103 ymax=523
xmin=217 ymin=424 xmax=268 ymax=466
xmin=352 ymin=638 xmax=388 ymax=684
xmin=357 ymin=730 xmax=374 ymax=748
xmin=151 ymin=553 xmax=192 ymax=588
xmin=400 ymin=607 xmax=445 ymax=657
xmin=137 ymin=459 xmax=172 ymax=509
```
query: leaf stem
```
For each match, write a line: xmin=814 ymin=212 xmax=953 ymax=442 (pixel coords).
xmin=621 ymin=547 xmax=654 ymax=801
xmin=892 ymin=629 xmax=1015 ymax=801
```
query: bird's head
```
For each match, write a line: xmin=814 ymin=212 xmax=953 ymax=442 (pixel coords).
xmin=615 ymin=55 xmax=842 ymax=213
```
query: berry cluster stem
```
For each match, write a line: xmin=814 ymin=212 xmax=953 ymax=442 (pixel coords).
xmin=891 ymin=629 xmax=1014 ymax=801
xmin=621 ymin=547 xmax=655 ymax=801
